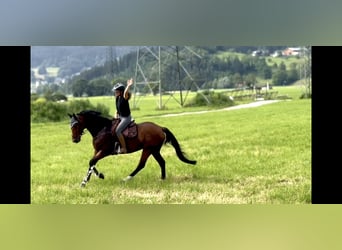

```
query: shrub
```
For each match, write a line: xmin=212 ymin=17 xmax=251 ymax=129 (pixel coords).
xmin=185 ymin=90 xmax=235 ymax=107
xmin=276 ymin=95 xmax=292 ymax=100
xmin=34 ymin=97 xmax=47 ymax=104
xmin=31 ymin=93 xmax=40 ymax=102
xmin=31 ymin=101 xmax=68 ymax=122
xmin=31 ymin=99 xmax=110 ymax=123
xmin=67 ymin=99 xmax=110 ymax=117
xmin=51 ymin=93 xmax=68 ymax=102
xmin=299 ymin=93 xmax=312 ymax=99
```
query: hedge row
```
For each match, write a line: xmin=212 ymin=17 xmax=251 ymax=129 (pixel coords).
xmin=31 ymin=99 xmax=110 ymax=123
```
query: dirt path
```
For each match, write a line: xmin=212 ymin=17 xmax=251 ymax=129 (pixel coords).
xmin=149 ymin=100 xmax=282 ymax=118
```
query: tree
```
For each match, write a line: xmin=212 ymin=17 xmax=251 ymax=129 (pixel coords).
xmin=272 ymin=70 xmax=288 ymax=86
xmin=279 ymin=61 xmax=286 ymax=71
xmin=38 ymin=66 xmax=47 ymax=75
xmin=31 ymin=70 xmax=36 ymax=82
xmin=263 ymin=67 xmax=272 ymax=79
xmin=245 ymin=73 xmax=257 ymax=87
xmin=232 ymin=73 xmax=243 ymax=87
xmin=301 ymin=46 xmax=312 ymax=98
xmin=71 ymin=79 xmax=88 ymax=97
xmin=287 ymin=67 xmax=299 ymax=83
xmin=231 ymin=57 xmax=244 ymax=74
xmin=86 ymin=78 xmax=112 ymax=96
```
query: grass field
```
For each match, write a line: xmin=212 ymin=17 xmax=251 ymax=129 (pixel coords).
xmin=215 ymin=50 xmax=304 ymax=69
xmin=31 ymin=86 xmax=311 ymax=204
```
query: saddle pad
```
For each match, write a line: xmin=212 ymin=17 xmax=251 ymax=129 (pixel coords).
xmin=122 ymin=122 xmax=138 ymax=138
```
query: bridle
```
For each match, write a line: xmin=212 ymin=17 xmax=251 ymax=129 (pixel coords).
xmin=70 ymin=114 xmax=85 ymax=142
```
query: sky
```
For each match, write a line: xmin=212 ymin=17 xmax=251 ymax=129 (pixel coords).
xmin=1 ymin=0 xmax=341 ymax=45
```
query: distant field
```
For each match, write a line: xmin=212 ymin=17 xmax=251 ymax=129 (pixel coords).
xmin=266 ymin=56 xmax=304 ymax=68
xmin=216 ymin=51 xmax=246 ymax=60
xmin=215 ymin=50 xmax=303 ymax=69
xmin=31 ymin=86 xmax=311 ymax=204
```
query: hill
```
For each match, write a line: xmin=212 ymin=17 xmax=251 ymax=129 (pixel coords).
xmin=31 ymin=46 xmax=136 ymax=78
xmin=31 ymin=46 xmax=309 ymax=96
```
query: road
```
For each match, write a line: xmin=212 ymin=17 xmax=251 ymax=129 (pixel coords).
xmin=151 ymin=100 xmax=281 ymax=118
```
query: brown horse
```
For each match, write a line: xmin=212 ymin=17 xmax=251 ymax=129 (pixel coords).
xmin=68 ymin=110 xmax=196 ymax=187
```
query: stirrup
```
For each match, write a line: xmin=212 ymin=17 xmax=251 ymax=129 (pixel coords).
xmin=115 ymin=142 xmax=127 ymax=154
xmin=118 ymin=147 xmax=127 ymax=154
xmin=114 ymin=142 xmax=121 ymax=154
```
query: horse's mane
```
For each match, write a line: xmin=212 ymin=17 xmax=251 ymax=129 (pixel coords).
xmin=78 ymin=110 xmax=101 ymax=116
xmin=77 ymin=110 xmax=112 ymax=127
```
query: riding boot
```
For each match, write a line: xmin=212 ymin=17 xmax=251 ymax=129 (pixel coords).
xmin=117 ymin=133 xmax=127 ymax=154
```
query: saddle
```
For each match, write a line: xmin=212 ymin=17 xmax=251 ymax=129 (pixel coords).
xmin=111 ymin=118 xmax=138 ymax=139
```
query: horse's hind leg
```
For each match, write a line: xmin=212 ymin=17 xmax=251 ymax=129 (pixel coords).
xmin=152 ymin=150 xmax=166 ymax=179
xmin=123 ymin=148 xmax=152 ymax=181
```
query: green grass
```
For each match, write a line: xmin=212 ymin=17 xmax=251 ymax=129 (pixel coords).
xmin=215 ymin=51 xmax=246 ymax=60
xmin=266 ymin=56 xmax=304 ymax=68
xmin=31 ymin=86 xmax=311 ymax=204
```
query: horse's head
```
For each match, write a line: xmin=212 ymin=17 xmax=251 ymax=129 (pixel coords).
xmin=68 ymin=113 xmax=85 ymax=143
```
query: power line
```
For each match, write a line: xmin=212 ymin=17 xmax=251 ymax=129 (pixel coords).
xmin=133 ymin=46 xmax=209 ymax=109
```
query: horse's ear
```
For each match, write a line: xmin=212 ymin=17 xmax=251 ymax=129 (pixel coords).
xmin=67 ymin=113 xmax=77 ymax=119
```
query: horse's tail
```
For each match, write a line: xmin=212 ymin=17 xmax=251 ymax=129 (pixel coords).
xmin=162 ymin=127 xmax=197 ymax=165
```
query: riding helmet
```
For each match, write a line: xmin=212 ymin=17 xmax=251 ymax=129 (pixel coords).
xmin=112 ymin=83 xmax=125 ymax=92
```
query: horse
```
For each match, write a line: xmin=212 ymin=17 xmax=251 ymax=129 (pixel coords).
xmin=68 ymin=110 xmax=197 ymax=187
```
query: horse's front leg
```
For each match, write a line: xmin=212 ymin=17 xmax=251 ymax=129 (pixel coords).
xmin=80 ymin=165 xmax=95 ymax=187
xmin=91 ymin=166 xmax=105 ymax=179
xmin=80 ymin=153 xmax=105 ymax=187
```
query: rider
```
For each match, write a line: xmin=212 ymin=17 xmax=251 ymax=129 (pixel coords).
xmin=112 ymin=78 xmax=134 ymax=154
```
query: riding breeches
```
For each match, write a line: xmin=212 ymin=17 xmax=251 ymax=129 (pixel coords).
xmin=115 ymin=115 xmax=132 ymax=136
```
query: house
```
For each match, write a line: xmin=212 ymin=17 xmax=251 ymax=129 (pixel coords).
xmin=282 ymin=47 xmax=302 ymax=56
xmin=252 ymin=50 xmax=262 ymax=57
xmin=251 ymin=49 xmax=269 ymax=57
xmin=271 ymin=50 xmax=282 ymax=57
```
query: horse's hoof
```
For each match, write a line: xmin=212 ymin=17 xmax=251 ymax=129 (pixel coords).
xmin=99 ymin=173 xmax=105 ymax=179
xmin=122 ymin=176 xmax=133 ymax=182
